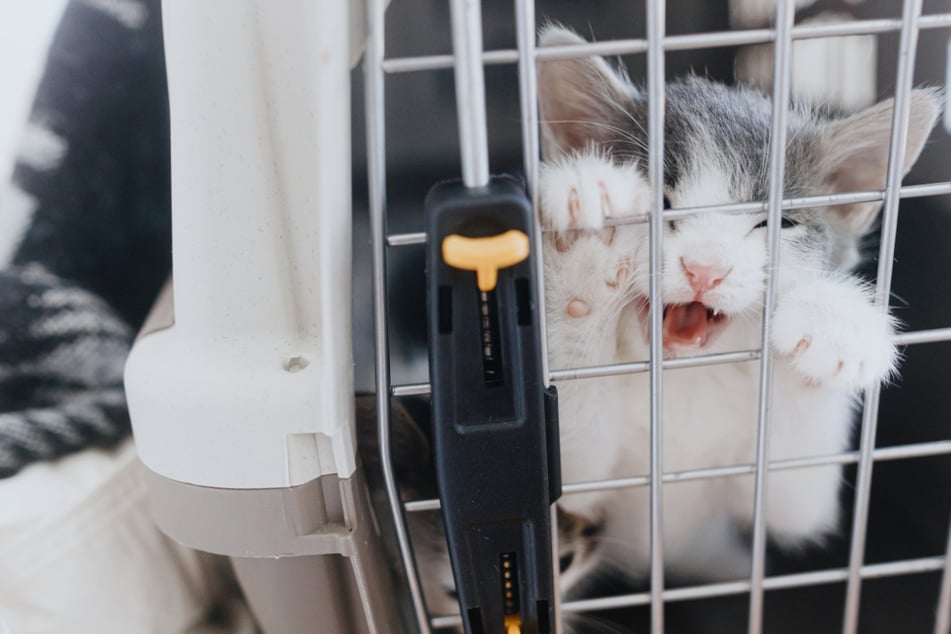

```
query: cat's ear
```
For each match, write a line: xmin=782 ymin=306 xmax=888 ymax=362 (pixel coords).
xmin=820 ymin=88 xmax=941 ymax=236
xmin=537 ymin=26 xmax=638 ymax=160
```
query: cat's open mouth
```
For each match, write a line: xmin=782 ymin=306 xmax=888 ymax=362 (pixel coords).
xmin=636 ymin=300 xmax=730 ymax=353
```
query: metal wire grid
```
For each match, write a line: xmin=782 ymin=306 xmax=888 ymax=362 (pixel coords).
xmin=364 ymin=1 xmax=951 ymax=632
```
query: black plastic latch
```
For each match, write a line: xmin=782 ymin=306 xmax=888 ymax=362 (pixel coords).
xmin=426 ymin=175 xmax=562 ymax=634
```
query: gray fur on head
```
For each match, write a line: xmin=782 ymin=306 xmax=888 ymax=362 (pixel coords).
xmin=537 ymin=25 xmax=941 ymax=272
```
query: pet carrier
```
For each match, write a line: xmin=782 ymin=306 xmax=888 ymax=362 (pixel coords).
xmin=125 ymin=0 xmax=951 ymax=632
xmin=124 ymin=2 xmax=400 ymax=633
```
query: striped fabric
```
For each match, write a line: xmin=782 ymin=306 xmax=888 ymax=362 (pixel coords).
xmin=0 ymin=0 xmax=170 ymax=477
xmin=0 ymin=265 xmax=131 ymax=477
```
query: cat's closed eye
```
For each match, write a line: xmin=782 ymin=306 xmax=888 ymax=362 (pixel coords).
xmin=664 ymin=196 xmax=677 ymax=231
xmin=753 ymin=216 xmax=798 ymax=230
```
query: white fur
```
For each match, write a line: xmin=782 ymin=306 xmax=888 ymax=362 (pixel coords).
xmin=530 ymin=27 xmax=944 ymax=585
xmin=541 ymin=159 xmax=649 ymax=520
xmin=540 ymin=152 xmax=898 ymax=581
xmin=730 ymin=0 xmax=818 ymax=29
xmin=539 ymin=152 xmax=649 ymax=231
xmin=772 ymin=276 xmax=898 ymax=390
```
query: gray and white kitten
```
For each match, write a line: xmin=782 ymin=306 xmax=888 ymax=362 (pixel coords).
xmin=536 ymin=26 xmax=940 ymax=580
xmin=368 ymin=25 xmax=940 ymax=627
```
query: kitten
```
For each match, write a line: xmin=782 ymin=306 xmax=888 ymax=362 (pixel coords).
xmin=535 ymin=26 xmax=940 ymax=580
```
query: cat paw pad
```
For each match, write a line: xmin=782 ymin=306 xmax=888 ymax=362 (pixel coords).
xmin=566 ymin=298 xmax=592 ymax=318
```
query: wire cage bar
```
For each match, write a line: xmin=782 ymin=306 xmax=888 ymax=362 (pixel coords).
xmin=843 ymin=1 xmax=926 ymax=632
xmin=512 ymin=1 xmax=566 ymax=631
xmin=385 ymin=181 xmax=951 ymax=248
xmin=748 ymin=1 xmax=795 ymax=629
xmin=429 ymin=555 xmax=948 ymax=629
xmin=362 ymin=0 xmax=951 ymax=631
xmin=379 ymin=14 xmax=951 ymax=75
xmin=364 ymin=0 xmax=432 ymax=631
xmin=448 ymin=0 xmax=490 ymax=189
xmin=937 ymin=518 xmax=951 ymax=634
xmin=390 ymin=323 xmax=951 ymax=397
xmin=645 ymin=0 xmax=667 ymax=630
xmin=404 ymin=437 xmax=951 ymax=516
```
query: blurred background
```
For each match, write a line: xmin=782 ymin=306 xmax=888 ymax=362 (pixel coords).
xmin=0 ymin=1 xmax=67 ymax=180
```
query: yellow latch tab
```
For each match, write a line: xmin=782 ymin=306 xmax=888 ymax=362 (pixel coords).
xmin=441 ymin=230 xmax=530 ymax=292
xmin=504 ymin=614 xmax=522 ymax=634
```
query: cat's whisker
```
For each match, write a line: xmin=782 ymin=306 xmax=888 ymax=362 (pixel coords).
xmin=541 ymin=118 xmax=650 ymax=156
xmin=888 ymin=290 xmax=910 ymax=307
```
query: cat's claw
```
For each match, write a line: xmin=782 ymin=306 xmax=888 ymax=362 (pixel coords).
xmin=771 ymin=278 xmax=898 ymax=390
xmin=540 ymin=157 xmax=648 ymax=327
xmin=539 ymin=153 xmax=650 ymax=251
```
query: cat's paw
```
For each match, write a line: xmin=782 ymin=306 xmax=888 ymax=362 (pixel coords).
xmin=771 ymin=278 xmax=898 ymax=390
xmin=539 ymin=153 xmax=649 ymax=251
xmin=539 ymin=153 xmax=648 ymax=340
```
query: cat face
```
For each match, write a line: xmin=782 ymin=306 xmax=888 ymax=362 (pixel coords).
xmin=537 ymin=26 xmax=939 ymax=355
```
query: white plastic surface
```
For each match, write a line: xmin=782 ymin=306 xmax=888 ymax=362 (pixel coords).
xmin=0 ymin=440 xmax=239 ymax=634
xmin=125 ymin=0 xmax=356 ymax=489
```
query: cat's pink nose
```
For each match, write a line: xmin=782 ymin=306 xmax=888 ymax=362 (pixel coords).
xmin=681 ymin=258 xmax=731 ymax=294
